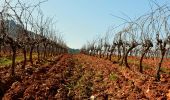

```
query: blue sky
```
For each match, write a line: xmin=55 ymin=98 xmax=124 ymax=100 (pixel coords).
xmin=41 ymin=0 xmax=170 ymax=49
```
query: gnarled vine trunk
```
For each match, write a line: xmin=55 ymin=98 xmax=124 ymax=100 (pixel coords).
xmin=29 ymin=45 xmax=34 ymax=65
xmin=156 ymin=50 xmax=166 ymax=81
xmin=139 ymin=47 xmax=150 ymax=73
xmin=117 ymin=45 xmax=121 ymax=62
xmin=22 ymin=47 xmax=27 ymax=69
xmin=124 ymin=43 xmax=138 ymax=68
xmin=11 ymin=45 xmax=16 ymax=76
xmin=120 ymin=45 xmax=126 ymax=65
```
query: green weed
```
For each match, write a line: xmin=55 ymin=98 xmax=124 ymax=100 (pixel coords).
xmin=109 ymin=72 xmax=118 ymax=81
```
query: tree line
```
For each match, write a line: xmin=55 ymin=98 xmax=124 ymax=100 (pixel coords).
xmin=81 ymin=4 xmax=170 ymax=81
xmin=0 ymin=0 xmax=68 ymax=76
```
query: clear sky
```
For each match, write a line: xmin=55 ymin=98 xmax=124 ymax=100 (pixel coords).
xmin=41 ymin=0 xmax=170 ymax=49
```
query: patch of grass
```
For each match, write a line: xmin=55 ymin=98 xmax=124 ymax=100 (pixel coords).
xmin=143 ymin=64 xmax=152 ymax=70
xmin=0 ymin=56 xmax=24 ymax=67
xmin=72 ymin=69 xmax=94 ymax=98
xmin=109 ymin=72 xmax=118 ymax=81
xmin=16 ymin=56 xmax=24 ymax=62
xmin=161 ymin=67 xmax=170 ymax=73
xmin=127 ymin=59 xmax=139 ymax=65
xmin=0 ymin=58 xmax=12 ymax=66
xmin=0 ymin=53 xmax=40 ymax=67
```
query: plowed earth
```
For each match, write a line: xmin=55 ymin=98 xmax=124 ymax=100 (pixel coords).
xmin=0 ymin=54 xmax=170 ymax=100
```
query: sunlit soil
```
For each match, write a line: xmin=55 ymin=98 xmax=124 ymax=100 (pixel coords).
xmin=0 ymin=54 xmax=169 ymax=99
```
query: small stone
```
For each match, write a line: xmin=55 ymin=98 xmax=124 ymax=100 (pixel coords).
xmin=90 ymin=95 xmax=95 ymax=100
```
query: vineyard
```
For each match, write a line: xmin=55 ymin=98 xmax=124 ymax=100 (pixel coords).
xmin=0 ymin=0 xmax=170 ymax=100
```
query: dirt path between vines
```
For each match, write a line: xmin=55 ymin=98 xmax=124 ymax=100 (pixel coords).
xmin=0 ymin=54 xmax=170 ymax=100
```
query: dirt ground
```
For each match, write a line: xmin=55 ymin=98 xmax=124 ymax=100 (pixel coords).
xmin=0 ymin=54 xmax=170 ymax=100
